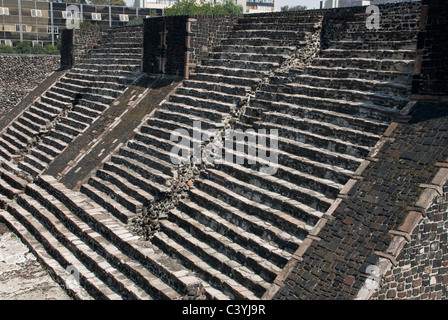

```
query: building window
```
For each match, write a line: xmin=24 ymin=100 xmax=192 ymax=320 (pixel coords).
xmin=63 ymin=11 xmax=80 ymax=19
xmin=32 ymin=40 xmax=43 ymax=48
xmin=15 ymin=24 xmax=28 ymax=32
xmin=91 ymin=13 xmax=102 ymax=21
xmin=47 ymin=26 xmax=59 ymax=34
xmin=4 ymin=39 xmax=12 ymax=46
xmin=0 ymin=7 xmax=9 ymax=15
xmin=119 ymin=14 xmax=129 ymax=22
xmin=31 ymin=9 xmax=42 ymax=17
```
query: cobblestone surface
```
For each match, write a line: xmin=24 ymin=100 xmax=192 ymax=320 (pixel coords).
xmin=276 ymin=101 xmax=448 ymax=299
xmin=0 ymin=222 xmax=71 ymax=300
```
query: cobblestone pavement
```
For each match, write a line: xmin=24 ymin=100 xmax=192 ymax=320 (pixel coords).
xmin=0 ymin=222 xmax=71 ymax=300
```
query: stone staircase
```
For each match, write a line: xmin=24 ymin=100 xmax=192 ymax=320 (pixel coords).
xmin=0 ymin=2 xmax=422 ymax=300
xmin=0 ymin=27 xmax=142 ymax=182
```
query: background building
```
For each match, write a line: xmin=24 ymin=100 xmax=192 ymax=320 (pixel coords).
xmin=0 ymin=0 xmax=161 ymax=47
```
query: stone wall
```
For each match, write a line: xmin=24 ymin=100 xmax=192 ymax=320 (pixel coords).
xmin=186 ymin=14 xmax=240 ymax=77
xmin=412 ymin=0 xmax=448 ymax=97
xmin=0 ymin=54 xmax=60 ymax=116
xmin=372 ymin=183 xmax=448 ymax=300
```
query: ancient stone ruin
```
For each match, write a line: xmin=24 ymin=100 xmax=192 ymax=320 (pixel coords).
xmin=0 ymin=0 xmax=447 ymax=300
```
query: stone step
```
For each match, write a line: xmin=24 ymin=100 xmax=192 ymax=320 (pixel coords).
xmin=154 ymin=221 xmax=266 ymax=299
xmin=173 ymin=87 xmax=241 ymax=109
xmin=75 ymin=63 xmax=140 ymax=73
xmin=12 ymin=193 xmax=150 ymax=300
xmin=0 ymin=137 xmax=19 ymax=156
xmin=329 ymin=39 xmax=417 ymax=51
xmin=304 ymin=65 xmax=412 ymax=85
xmin=23 ymin=153 xmax=48 ymax=171
xmin=2 ymin=132 xmax=27 ymax=150
xmin=203 ymin=167 xmax=325 ymax=223
xmin=202 ymin=58 xmax=280 ymax=71
xmin=233 ymin=22 xmax=319 ymax=31
xmin=188 ymin=72 xmax=261 ymax=88
xmin=343 ymin=20 xmax=419 ymax=32
xmin=71 ymin=105 xmax=102 ymax=119
xmin=104 ymin=160 xmax=168 ymax=197
xmin=80 ymin=183 xmax=134 ymax=224
xmin=281 ymin=73 xmax=410 ymax=97
xmin=254 ymin=90 xmax=399 ymax=123
xmin=251 ymin=99 xmax=389 ymax=135
xmin=87 ymin=175 xmax=145 ymax=214
xmin=50 ymin=84 xmax=117 ymax=105
xmin=18 ymin=161 xmax=42 ymax=178
xmin=70 ymin=67 xmax=137 ymax=79
xmin=266 ymin=82 xmax=408 ymax=110
xmin=60 ymin=76 xmax=127 ymax=92
xmin=20 ymin=184 xmax=186 ymax=300
xmin=312 ymin=57 xmax=414 ymax=73
xmin=165 ymin=97 xmax=234 ymax=119
xmin=212 ymin=45 xmax=295 ymax=55
xmin=176 ymin=196 xmax=299 ymax=267
xmin=0 ymin=176 xmax=23 ymax=200
xmin=89 ymin=48 xmax=141 ymax=56
xmin=22 ymin=110 xmax=51 ymax=126
xmin=54 ymin=122 xmax=83 ymax=139
xmin=343 ymin=30 xmax=418 ymax=42
xmin=36 ymin=141 xmax=61 ymax=158
xmin=65 ymin=72 xmax=134 ymax=86
xmin=81 ymin=57 xmax=141 ymax=66
xmin=28 ymin=105 xmax=59 ymax=121
xmin=221 ymin=37 xmax=307 ymax=48
xmin=31 ymin=147 xmax=53 ymax=164
xmin=0 ymin=210 xmax=96 ymax=299
xmin=42 ymin=135 xmax=68 ymax=152
xmin=6 ymin=126 xmax=32 ymax=145
xmin=109 ymin=155 xmax=170 ymax=192
xmin=208 ymin=51 xmax=288 ymax=64
xmin=193 ymin=176 xmax=315 ymax=238
xmin=182 ymin=80 xmax=250 ymax=97
xmin=154 ymin=109 xmax=222 ymax=131
xmin=166 ymin=207 xmax=281 ymax=284
xmin=253 ymin=119 xmax=371 ymax=159
xmin=37 ymin=175 xmax=215 ymax=299
xmin=187 ymin=186 xmax=303 ymax=255
xmin=195 ymin=65 xmax=268 ymax=79
xmin=126 ymin=139 xmax=178 ymax=169
xmin=321 ymin=48 xmax=416 ymax=60
xmin=118 ymin=145 xmax=174 ymax=177
xmin=0 ymin=145 xmax=12 ymax=161
xmin=230 ymin=30 xmax=308 ymax=40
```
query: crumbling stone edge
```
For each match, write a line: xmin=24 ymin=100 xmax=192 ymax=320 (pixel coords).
xmin=261 ymin=101 xmax=420 ymax=300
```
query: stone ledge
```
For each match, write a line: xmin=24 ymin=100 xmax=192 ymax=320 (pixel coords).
xmin=372 ymin=251 xmax=397 ymax=266
xmin=398 ymin=210 xmax=423 ymax=234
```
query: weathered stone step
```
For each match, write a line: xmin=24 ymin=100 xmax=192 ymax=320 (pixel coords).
xmin=2 ymin=132 xmax=27 ymax=150
xmin=75 ymin=63 xmax=140 ymax=73
xmin=29 ymin=105 xmax=59 ymax=121
xmin=0 ymin=167 xmax=27 ymax=191
xmin=195 ymin=65 xmax=268 ymax=79
xmin=202 ymin=58 xmax=280 ymax=71
xmin=23 ymin=153 xmax=47 ymax=171
xmin=344 ymin=20 xmax=419 ymax=32
xmin=151 ymin=230 xmax=257 ymax=300
xmin=208 ymin=51 xmax=288 ymax=64
xmin=133 ymin=131 xmax=187 ymax=161
xmin=166 ymin=207 xmax=281 ymax=283
xmin=90 ymin=171 xmax=148 ymax=214
xmin=321 ymin=48 xmax=416 ymax=60
xmin=212 ymin=45 xmax=295 ymax=55
xmin=13 ymin=193 xmax=151 ymax=300
xmin=233 ymin=22 xmax=319 ymax=31
xmin=230 ymin=30 xmax=309 ymax=40
xmin=312 ymin=57 xmax=414 ymax=73
xmin=71 ymin=105 xmax=102 ymax=119
xmin=255 ymin=90 xmax=398 ymax=122
xmin=154 ymin=108 xmax=222 ymax=131
xmin=89 ymin=47 xmax=141 ymax=55
xmin=23 ymin=110 xmax=51 ymax=126
xmin=126 ymin=139 xmax=177 ymax=169
xmin=70 ymin=67 xmax=137 ymax=78
xmin=52 ymin=83 xmax=119 ymax=104
xmin=65 ymin=72 xmax=134 ymax=86
xmin=37 ymin=141 xmax=61 ymax=158
xmin=18 ymin=161 xmax=42 ymax=178
xmin=17 ymin=114 xmax=47 ymax=133
xmin=0 ymin=145 xmax=13 ymax=161
xmin=60 ymin=76 xmax=127 ymax=92
xmin=6 ymin=126 xmax=32 ymax=145
xmin=159 ymin=217 xmax=270 ymax=298
xmin=118 ymin=145 xmax=174 ymax=177
xmin=216 ymin=158 xmax=338 ymax=209
xmin=168 ymin=93 xmax=236 ymax=115
xmin=188 ymin=72 xmax=260 ymax=88
xmin=42 ymin=134 xmax=68 ymax=151
xmin=105 ymin=159 xmax=169 ymax=196
xmin=221 ymin=37 xmax=307 ymax=47
xmin=182 ymin=80 xmax=250 ymax=97
xmin=282 ymin=73 xmax=410 ymax=97
xmin=329 ymin=39 xmax=417 ymax=51
xmin=187 ymin=186 xmax=303 ymax=254
xmin=304 ymin=65 xmax=412 ymax=84
xmin=21 ymin=184 xmax=184 ymax=300
xmin=31 ymin=147 xmax=53 ymax=164
xmin=193 ymin=176 xmax=315 ymax=238
xmin=0 ymin=176 xmax=23 ymax=200
xmin=253 ymin=119 xmax=371 ymax=159
xmin=80 ymin=183 xmax=134 ymax=224
xmin=37 ymin=175 xmax=213 ymax=299
xmin=251 ymin=99 xmax=389 ymax=135
xmin=343 ymin=30 xmax=418 ymax=42
xmin=0 ymin=210 xmax=95 ymax=299
xmin=0 ymin=137 xmax=19 ymax=157
xmin=54 ymin=122 xmax=83 ymax=139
